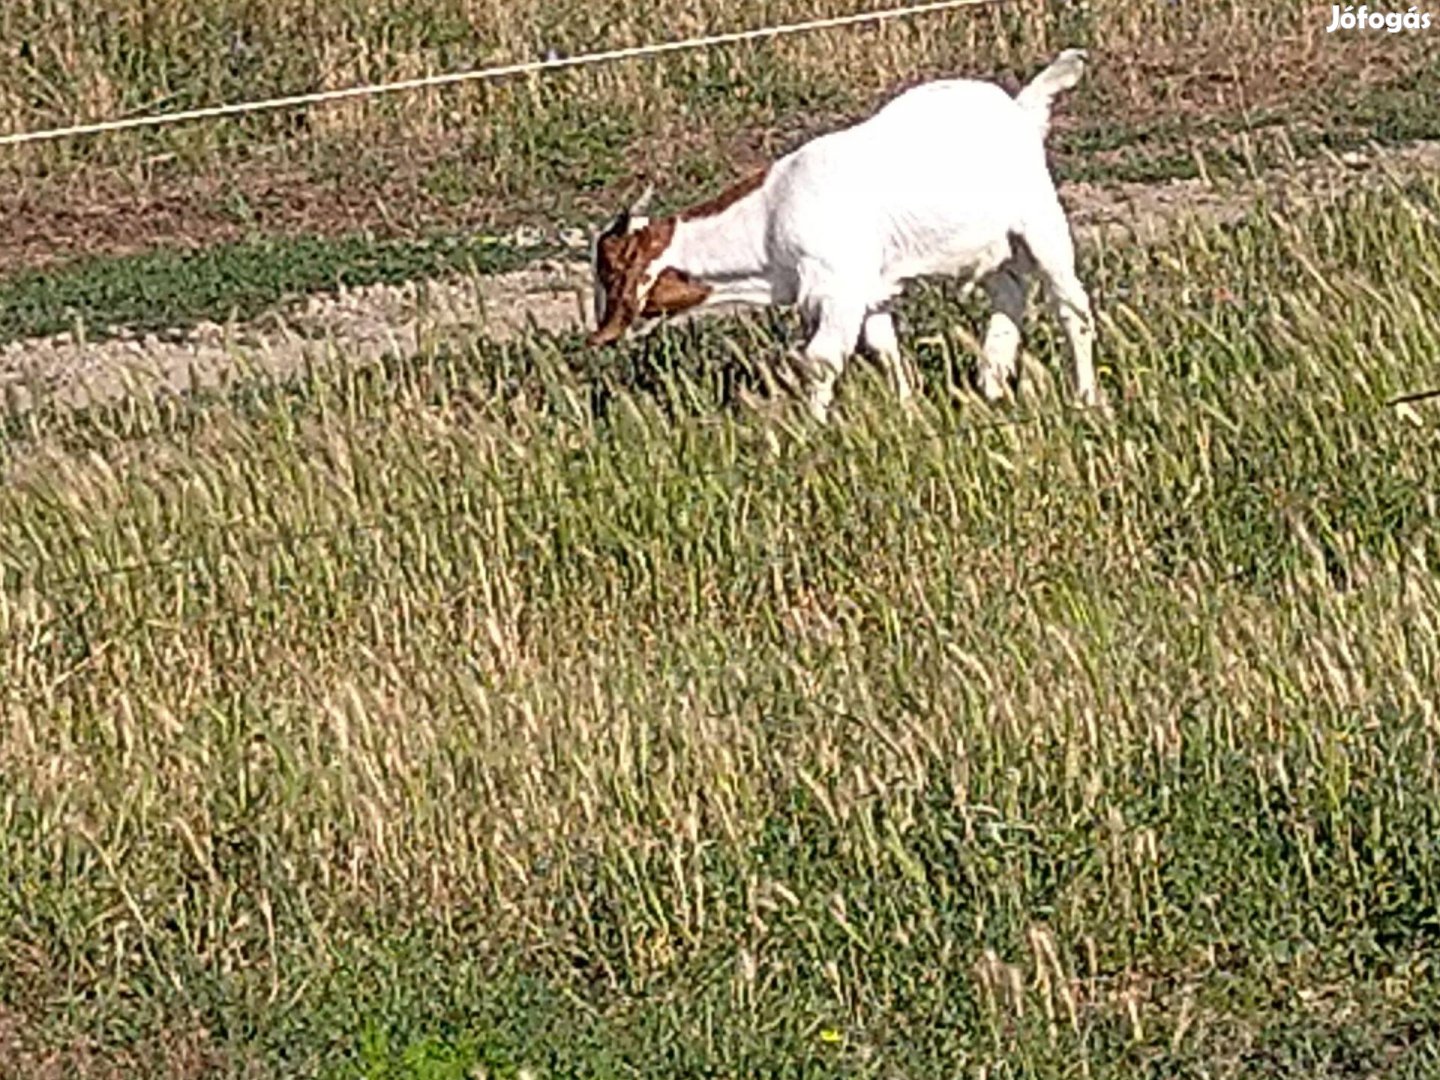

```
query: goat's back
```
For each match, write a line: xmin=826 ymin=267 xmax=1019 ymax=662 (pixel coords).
xmin=833 ymin=78 xmax=1045 ymax=156
xmin=763 ymin=79 xmax=1058 ymax=281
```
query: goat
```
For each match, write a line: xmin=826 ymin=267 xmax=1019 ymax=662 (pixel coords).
xmin=587 ymin=48 xmax=1096 ymax=421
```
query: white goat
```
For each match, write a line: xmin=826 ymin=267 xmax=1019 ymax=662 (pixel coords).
xmin=587 ymin=48 xmax=1096 ymax=421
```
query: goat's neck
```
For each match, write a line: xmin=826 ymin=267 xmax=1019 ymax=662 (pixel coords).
xmin=664 ymin=191 xmax=772 ymax=302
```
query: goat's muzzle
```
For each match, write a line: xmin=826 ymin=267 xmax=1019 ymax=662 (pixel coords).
xmin=586 ymin=324 xmax=624 ymax=347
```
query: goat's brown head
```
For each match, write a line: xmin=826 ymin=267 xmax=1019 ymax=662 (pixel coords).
xmin=587 ymin=185 xmax=712 ymax=347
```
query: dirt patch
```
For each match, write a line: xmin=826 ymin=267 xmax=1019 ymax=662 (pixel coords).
xmin=2 ymin=139 xmax=1437 ymax=415
xmin=0 ymin=148 xmax=478 ymax=274
xmin=0 ymin=124 xmax=784 ymax=277
xmin=0 ymin=255 xmax=592 ymax=410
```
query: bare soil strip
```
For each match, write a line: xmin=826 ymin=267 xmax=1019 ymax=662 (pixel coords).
xmin=3 ymin=140 xmax=1436 ymax=413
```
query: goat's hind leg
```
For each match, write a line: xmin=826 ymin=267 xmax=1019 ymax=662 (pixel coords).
xmin=976 ymin=267 xmax=1027 ymax=403
xmin=1017 ymin=213 xmax=1099 ymax=407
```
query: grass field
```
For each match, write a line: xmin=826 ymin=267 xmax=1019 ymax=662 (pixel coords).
xmin=5 ymin=0 xmax=1440 ymax=1076
xmin=5 ymin=133 xmax=1440 ymax=1080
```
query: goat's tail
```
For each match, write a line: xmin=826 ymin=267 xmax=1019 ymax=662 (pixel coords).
xmin=1015 ymin=48 xmax=1087 ymax=138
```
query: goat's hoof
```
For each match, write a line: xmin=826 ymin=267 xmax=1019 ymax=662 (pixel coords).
xmin=1072 ymin=386 xmax=1112 ymax=418
xmin=976 ymin=383 xmax=1013 ymax=407
xmin=888 ymin=377 xmax=916 ymax=408
xmin=974 ymin=367 xmax=1016 ymax=406
xmin=806 ymin=398 xmax=833 ymax=424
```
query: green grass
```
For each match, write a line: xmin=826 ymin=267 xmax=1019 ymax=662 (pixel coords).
xmin=4 ymin=175 xmax=1440 ymax=1078
xmin=0 ymin=230 xmax=552 ymax=346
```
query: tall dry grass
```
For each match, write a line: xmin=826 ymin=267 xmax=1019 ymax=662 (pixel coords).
xmin=3 ymin=169 xmax=1440 ymax=1075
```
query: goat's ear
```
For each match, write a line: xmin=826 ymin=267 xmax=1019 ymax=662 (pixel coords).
xmin=599 ymin=207 xmax=629 ymax=239
xmin=599 ymin=184 xmax=654 ymax=238
xmin=628 ymin=183 xmax=655 ymax=219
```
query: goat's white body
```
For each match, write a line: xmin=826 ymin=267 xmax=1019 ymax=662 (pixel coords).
xmin=613 ymin=50 xmax=1096 ymax=418
xmin=763 ymin=82 xmax=1057 ymax=303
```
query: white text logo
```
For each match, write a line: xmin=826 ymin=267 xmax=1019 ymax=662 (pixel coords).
xmin=1326 ymin=5 xmax=1433 ymax=30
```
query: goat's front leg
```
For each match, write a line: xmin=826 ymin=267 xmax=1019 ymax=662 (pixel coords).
xmin=798 ymin=299 xmax=864 ymax=423
xmin=862 ymin=311 xmax=915 ymax=404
